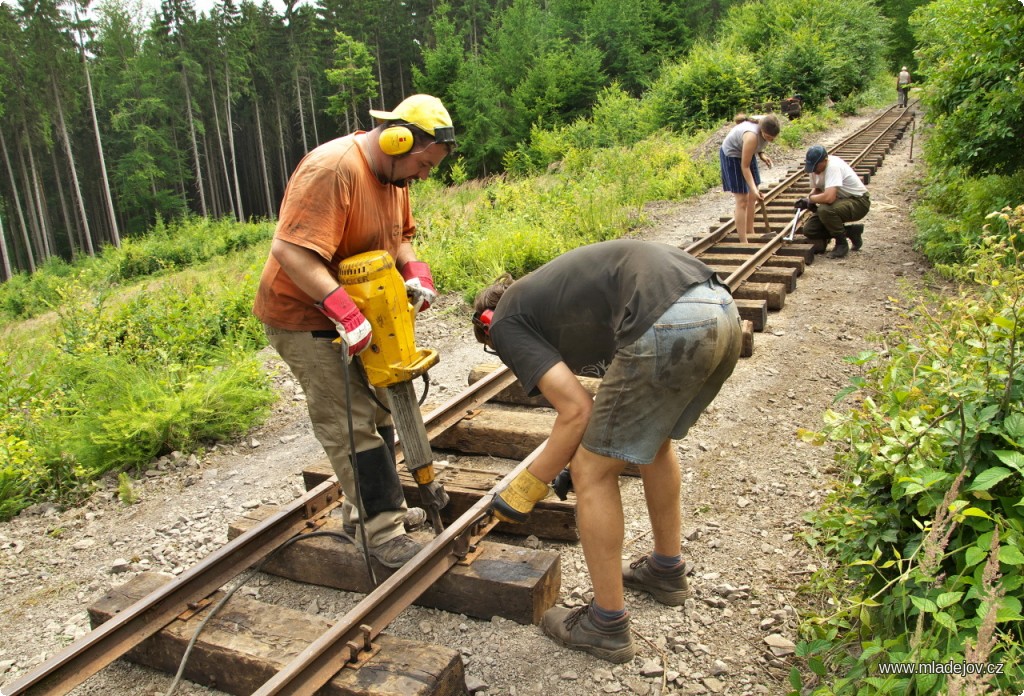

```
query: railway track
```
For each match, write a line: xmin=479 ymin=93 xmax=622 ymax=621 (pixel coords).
xmin=1 ymin=103 xmax=917 ymax=696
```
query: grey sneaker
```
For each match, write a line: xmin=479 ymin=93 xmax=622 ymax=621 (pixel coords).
xmin=368 ymin=534 xmax=422 ymax=568
xmin=623 ymin=556 xmax=692 ymax=606
xmin=541 ymin=605 xmax=636 ymax=664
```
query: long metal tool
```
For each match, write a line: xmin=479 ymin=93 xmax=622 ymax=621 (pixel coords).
xmin=785 ymin=209 xmax=802 ymax=242
xmin=759 ymin=197 xmax=774 ymax=237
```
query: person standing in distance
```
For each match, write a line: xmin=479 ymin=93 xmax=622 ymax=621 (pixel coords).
xmin=472 ymin=239 xmax=742 ymax=663
xmin=253 ymin=95 xmax=455 ymax=568
xmin=897 ymin=66 xmax=912 ymax=108
xmin=719 ymin=113 xmax=781 ymax=243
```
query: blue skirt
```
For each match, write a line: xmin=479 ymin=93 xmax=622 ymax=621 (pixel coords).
xmin=720 ymin=149 xmax=760 ymax=193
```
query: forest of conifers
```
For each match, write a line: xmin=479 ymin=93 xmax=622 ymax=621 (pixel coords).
xmin=0 ymin=0 xmax=918 ymax=279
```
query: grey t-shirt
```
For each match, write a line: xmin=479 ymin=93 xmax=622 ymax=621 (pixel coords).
xmin=489 ymin=239 xmax=714 ymax=395
xmin=721 ymin=121 xmax=766 ymax=159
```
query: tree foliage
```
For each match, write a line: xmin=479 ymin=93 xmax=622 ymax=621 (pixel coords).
xmin=798 ymin=211 xmax=1024 ymax=694
xmin=0 ymin=0 xmax=904 ymax=276
xmin=912 ymin=0 xmax=1024 ymax=177
xmin=720 ymin=0 xmax=890 ymax=107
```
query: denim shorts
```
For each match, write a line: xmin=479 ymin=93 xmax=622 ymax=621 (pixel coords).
xmin=581 ymin=277 xmax=742 ymax=465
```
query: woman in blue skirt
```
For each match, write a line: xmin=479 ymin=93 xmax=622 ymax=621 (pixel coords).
xmin=719 ymin=113 xmax=781 ymax=242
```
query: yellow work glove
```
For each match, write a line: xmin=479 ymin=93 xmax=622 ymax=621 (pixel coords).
xmin=492 ymin=469 xmax=550 ymax=524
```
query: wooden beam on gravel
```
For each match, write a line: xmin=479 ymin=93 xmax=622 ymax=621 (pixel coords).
xmin=432 ymin=406 xmax=550 ymax=460
xmin=303 ymin=463 xmax=580 ymax=542
xmin=710 ymin=243 xmax=816 ymax=264
xmin=229 ymin=510 xmax=562 ymax=625
xmin=89 ymin=572 xmax=466 ymax=696
xmin=734 ymin=298 xmax=767 ymax=332
xmin=731 ymin=282 xmax=786 ymax=310
xmin=467 ymin=363 xmax=599 ymax=408
xmin=700 ymin=252 xmax=805 ymax=274
xmin=741 ymin=319 xmax=754 ymax=358
xmin=705 ymin=263 xmax=798 ymax=292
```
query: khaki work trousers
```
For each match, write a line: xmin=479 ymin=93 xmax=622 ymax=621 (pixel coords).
xmin=265 ymin=326 xmax=408 ymax=546
xmin=801 ymin=193 xmax=871 ymax=240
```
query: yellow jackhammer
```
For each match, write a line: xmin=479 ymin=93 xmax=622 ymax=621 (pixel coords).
xmin=338 ymin=250 xmax=449 ymax=533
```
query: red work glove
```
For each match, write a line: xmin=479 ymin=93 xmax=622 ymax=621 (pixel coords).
xmin=401 ymin=261 xmax=437 ymax=312
xmin=316 ymin=287 xmax=372 ymax=359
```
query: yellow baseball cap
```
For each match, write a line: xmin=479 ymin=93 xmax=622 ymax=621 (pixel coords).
xmin=369 ymin=94 xmax=455 ymax=145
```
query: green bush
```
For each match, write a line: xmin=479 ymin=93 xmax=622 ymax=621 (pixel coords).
xmin=0 ymin=216 xmax=273 ymax=325
xmin=912 ymin=0 xmax=1024 ymax=176
xmin=721 ymin=0 xmax=890 ymax=107
xmin=914 ymin=173 xmax=1024 ymax=265
xmin=0 ymin=270 xmax=273 ymax=519
xmin=644 ymin=42 xmax=764 ymax=132
xmin=795 ymin=207 xmax=1024 ymax=694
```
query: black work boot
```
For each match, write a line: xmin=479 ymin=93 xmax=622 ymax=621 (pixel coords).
xmin=828 ymin=236 xmax=850 ymax=259
xmin=845 ymin=224 xmax=864 ymax=251
xmin=541 ymin=604 xmax=636 ymax=664
xmin=623 ymin=555 xmax=692 ymax=606
xmin=349 ymin=445 xmax=422 ymax=568
xmin=808 ymin=238 xmax=828 ymax=254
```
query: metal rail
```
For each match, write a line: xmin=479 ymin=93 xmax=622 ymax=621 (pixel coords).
xmin=253 ymin=442 xmax=541 ymax=695
xmin=2 ymin=480 xmax=343 ymax=696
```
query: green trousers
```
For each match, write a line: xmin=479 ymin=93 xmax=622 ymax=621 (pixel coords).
xmin=802 ymin=193 xmax=871 ymax=240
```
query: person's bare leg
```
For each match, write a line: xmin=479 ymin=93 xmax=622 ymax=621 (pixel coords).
xmin=639 ymin=440 xmax=682 ymax=557
xmin=572 ymin=447 xmax=627 ymax=611
xmin=744 ymin=191 xmax=758 ymax=241
xmin=733 ymin=193 xmax=749 ymax=243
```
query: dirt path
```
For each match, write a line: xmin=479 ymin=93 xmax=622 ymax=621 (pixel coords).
xmin=0 ymin=108 xmax=930 ymax=696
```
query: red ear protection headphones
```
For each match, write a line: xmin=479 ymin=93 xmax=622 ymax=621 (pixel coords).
xmin=472 ymin=309 xmax=494 ymax=337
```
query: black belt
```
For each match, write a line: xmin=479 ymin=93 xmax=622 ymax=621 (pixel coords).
xmin=312 ymin=329 xmax=337 ymax=338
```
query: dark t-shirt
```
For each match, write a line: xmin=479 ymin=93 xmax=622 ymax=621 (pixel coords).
xmin=489 ymin=239 xmax=715 ymax=395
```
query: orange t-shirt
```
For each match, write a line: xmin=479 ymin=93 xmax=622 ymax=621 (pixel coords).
xmin=253 ymin=133 xmax=416 ymax=330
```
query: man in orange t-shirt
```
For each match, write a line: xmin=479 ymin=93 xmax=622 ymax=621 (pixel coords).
xmin=253 ymin=95 xmax=455 ymax=568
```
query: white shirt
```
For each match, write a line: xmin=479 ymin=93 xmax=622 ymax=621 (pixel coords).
xmin=811 ymin=155 xmax=867 ymax=199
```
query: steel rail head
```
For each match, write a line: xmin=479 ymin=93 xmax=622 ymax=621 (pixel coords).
xmin=1 ymin=480 xmax=342 ymax=696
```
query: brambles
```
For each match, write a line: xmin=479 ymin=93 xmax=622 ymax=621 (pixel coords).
xmin=793 ymin=207 xmax=1024 ymax=694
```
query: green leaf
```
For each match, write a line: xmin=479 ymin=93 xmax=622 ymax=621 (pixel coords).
xmin=795 ymin=639 xmax=831 ymax=657
xmin=789 ymin=666 xmax=802 ymax=690
xmin=936 ymin=592 xmax=964 ymax=608
xmin=809 ymin=656 xmax=826 ymax=676
xmin=966 ymin=466 xmax=1013 ymax=491
xmin=910 ymin=595 xmax=938 ymax=613
xmin=1003 ymin=413 xmax=1024 ymax=441
xmin=958 ymin=507 xmax=992 ymax=520
xmin=994 ymin=449 xmax=1024 ymax=474
xmin=859 ymin=644 xmax=885 ymax=661
xmin=932 ymin=611 xmax=958 ymax=634
xmin=999 ymin=544 xmax=1024 ymax=565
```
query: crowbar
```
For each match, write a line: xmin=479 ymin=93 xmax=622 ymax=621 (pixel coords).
xmin=785 ymin=208 xmax=802 ymax=242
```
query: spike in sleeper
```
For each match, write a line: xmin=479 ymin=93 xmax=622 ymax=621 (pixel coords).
xmin=492 ymin=469 xmax=550 ymax=523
